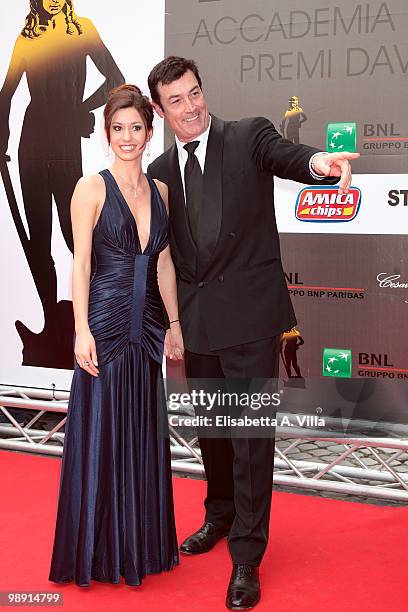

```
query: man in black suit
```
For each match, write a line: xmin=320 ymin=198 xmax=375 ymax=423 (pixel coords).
xmin=147 ymin=56 xmax=358 ymax=610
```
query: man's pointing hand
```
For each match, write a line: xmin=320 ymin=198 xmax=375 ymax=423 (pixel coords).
xmin=312 ymin=151 xmax=360 ymax=195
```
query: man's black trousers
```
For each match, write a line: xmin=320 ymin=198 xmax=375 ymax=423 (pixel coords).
xmin=184 ymin=335 xmax=280 ymax=566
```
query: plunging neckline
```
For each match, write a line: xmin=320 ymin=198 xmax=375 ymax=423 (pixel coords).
xmin=107 ymin=169 xmax=153 ymax=255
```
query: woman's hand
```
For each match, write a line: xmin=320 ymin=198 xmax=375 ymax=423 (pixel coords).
xmin=74 ymin=329 xmax=99 ymax=376
xmin=165 ymin=323 xmax=184 ymax=361
xmin=164 ymin=330 xmax=173 ymax=359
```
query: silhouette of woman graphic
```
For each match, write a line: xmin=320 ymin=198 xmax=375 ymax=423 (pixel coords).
xmin=280 ymin=96 xmax=307 ymax=145
xmin=0 ymin=0 xmax=124 ymax=368
xmin=280 ymin=327 xmax=305 ymax=379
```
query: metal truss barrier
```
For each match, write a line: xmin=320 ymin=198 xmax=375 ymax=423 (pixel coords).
xmin=1 ymin=385 xmax=407 ymax=502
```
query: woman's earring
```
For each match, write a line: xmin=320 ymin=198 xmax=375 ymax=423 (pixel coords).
xmin=146 ymin=141 xmax=151 ymax=157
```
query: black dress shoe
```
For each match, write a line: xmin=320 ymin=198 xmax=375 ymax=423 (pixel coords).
xmin=226 ymin=564 xmax=260 ymax=610
xmin=179 ymin=521 xmax=230 ymax=555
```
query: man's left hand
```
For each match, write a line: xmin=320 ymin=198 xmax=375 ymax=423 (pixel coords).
xmin=312 ymin=152 xmax=360 ymax=195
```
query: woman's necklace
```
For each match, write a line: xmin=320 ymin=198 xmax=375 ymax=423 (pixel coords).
xmin=114 ymin=173 xmax=142 ymax=198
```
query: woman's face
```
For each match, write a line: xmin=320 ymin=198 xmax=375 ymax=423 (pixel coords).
xmin=42 ymin=1 xmax=66 ymax=16
xmin=109 ymin=107 xmax=151 ymax=162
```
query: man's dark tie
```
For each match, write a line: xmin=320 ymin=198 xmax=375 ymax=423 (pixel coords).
xmin=184 ymin=141 xmax=203 ymax=245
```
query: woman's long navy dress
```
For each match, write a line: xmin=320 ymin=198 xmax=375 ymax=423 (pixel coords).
xmin=49 ymin=170 xmax=179 ymax=586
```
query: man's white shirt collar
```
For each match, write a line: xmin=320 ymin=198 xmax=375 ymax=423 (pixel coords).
xmin=175 ymin=114 xmax=212 ymax=160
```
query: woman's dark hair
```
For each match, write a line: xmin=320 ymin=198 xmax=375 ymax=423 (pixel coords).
xmin=148 ymin=56 xmax=202 ymax=108
xmin=104 ymin=84 xmax=154 ymax=143
xmin=22 ymin=0 xmax=82 ymax=39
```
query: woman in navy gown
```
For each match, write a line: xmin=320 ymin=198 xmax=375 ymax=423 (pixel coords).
xmin=49 ymin=84 xmax=183 ymax=587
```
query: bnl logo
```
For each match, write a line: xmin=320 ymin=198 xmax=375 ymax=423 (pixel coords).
xmin=323 ymin=348 xmax=352 ymax=378
xmin=327 ymin=123 xmax=357 ymax=152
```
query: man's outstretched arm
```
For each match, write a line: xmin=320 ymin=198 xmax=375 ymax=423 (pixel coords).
xmin=246 ymin=117 xmax=359 ymax=193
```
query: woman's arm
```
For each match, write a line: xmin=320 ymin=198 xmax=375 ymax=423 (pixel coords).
xmin=71 ymin=174 xmax=104 ymax=375
xmin=155 ymin=180 xmax=184 ymax=360
xmin=157 ymin=245 xmax=184 ymax=361
xmin=157 ymin=245 xmax=179 ymax=323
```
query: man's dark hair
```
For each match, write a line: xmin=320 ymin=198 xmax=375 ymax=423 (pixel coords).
xmin=148 ymin=56 xmax=202 ymax=108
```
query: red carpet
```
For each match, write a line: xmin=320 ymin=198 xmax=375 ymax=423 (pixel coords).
xmin=0 ymin=450 xmax=406 ymax=611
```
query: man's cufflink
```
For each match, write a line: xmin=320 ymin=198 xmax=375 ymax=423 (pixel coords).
xmin=309 ymin=151 xmax=329 ymax=180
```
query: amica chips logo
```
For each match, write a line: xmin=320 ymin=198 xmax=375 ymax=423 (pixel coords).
xmin=295 ymin=187 xmax=361 ymax=222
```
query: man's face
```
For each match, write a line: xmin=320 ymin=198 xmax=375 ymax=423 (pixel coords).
xmin=42 ymin=1 xmax=66 ymax=16
xmin=154 ymin=70 xmax=209 ymax=143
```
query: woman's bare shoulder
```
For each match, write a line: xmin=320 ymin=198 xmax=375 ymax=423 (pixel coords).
xmin=73 ymin=173 xmax=105 ymax=205
xmin=76 ymin=173 xmax=104 ymax=190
